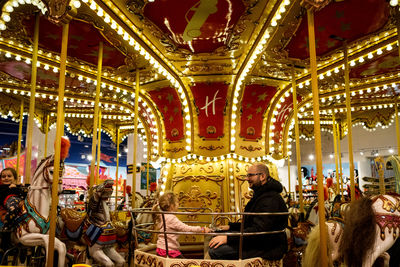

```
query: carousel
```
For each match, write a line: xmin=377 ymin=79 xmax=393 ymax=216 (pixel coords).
xmin=0 ymin=0 xmax=399 ymax=266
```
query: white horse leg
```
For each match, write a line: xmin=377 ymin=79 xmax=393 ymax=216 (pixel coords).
xmin=104 ymin=245 xmax=125 ymax=267
xmin=19 ymin=233 xmax=49 ymax=266
xmin=18 ymin=233 xmax=66 ymax=267
xmin=54 ymin=237 xmax=67 ymax=267
xmin=363 ymin=228 xmax=397 ymax=267
xmin=89 ymin=243 xmax=114 ymax=267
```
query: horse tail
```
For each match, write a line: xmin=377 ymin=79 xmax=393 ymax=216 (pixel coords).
xmin=339 ymin=197 xmax=376 ymax=267
xmin=302 ymin=224 xmax=332 ymax=267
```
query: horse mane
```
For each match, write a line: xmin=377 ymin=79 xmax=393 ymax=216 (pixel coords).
xmin=303 ymin=224 xmax=332 ymax=267
xmin=339 ymin=197 xmax=376 ymax=267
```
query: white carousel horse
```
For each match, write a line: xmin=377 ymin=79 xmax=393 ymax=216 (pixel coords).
xmin=12 ymin=153 xmax=67 ymax=267
xmin=303 ymin=194 xmax=400 ymax=267
xmin=57 ymin=179 xmax=125 ymax=267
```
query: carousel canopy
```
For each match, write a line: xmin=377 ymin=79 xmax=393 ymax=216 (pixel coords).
xmin=0 ymin=0 xmax=397 ymax=162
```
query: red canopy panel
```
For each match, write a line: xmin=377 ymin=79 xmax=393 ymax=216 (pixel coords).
xmin=286 ymin=0 xmax=389 ymax=59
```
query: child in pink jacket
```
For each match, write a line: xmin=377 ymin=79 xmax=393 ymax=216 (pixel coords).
xmin=155 ymin=192 xmax=210 ymax=258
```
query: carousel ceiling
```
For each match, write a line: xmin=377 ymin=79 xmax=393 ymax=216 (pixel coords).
xmin=0 ymin=0 xmax=398 ymax=163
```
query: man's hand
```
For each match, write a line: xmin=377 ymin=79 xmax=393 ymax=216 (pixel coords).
xmin=209 ymin=235 xmax=227 ymax=248
xmin=219 ymin=225 xmax=230 ymax=231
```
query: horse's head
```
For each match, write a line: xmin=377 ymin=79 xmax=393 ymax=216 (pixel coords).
xmin=30 ymin=137 xmax=70 ymax=193
xmin=94 ymin=179 xmax=114 ymax=200
xmin=30 ymin=155 xmax=65 ymax=193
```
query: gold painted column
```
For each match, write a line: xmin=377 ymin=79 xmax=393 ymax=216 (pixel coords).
xmin=292 ymin=66 xmax=304 ymax=214
xmin=146 ymin=127 xmax=151 ymax=196
xmin=395 ymin=102 xmax=400 ymax=156
xmin=337 ymin=122 xmax=344 ymax=196
xmin=90 ymin=42 xmax=103 ymax=190
xmin=307 ymin=9 xmax=328 ymax=267
xmin=24 ymin=13 xmax=39 ymax=185
xmin=132 ymin=71 xmax=140 ymax=195
xmin=16 ymin=100 xmax=24 ymax=180
xmin=332 ymin=115 xmax=340 ymax=194
xmin=287 ymin=157 xmax=291 ymax=200
xmin=343 ymin=42 xmax=355 ymax=201
xmin=44 ymin=113 xmax=49 ymax=158
xmin=96 ymin=111 xmax=102 ymax=185
xmin=47 ymin=22 xmax=69 ymax=267
xmin=115 ymin=126 xmax=120 ymax=209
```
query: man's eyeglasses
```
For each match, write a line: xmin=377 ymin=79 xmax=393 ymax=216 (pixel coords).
xmin=246 ymin=173 xmax=263 ymax=178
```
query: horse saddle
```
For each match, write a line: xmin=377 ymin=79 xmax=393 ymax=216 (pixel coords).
xmin=61 ymin=208 xmax=86 ymax=233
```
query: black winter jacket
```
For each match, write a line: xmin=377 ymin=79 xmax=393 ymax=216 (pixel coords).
xmin=227 ymin=177 xmax=288 ymax=260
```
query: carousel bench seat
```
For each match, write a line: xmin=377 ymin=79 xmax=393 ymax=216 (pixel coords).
xmin=134 ymin=244 xmax=283 ymax=267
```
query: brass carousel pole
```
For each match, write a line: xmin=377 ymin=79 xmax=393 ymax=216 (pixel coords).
xmin=47 ymin=22 xmax=69 ymax=267
xmin=395 ymin=101 xmax=400 ymax=156
xmin=307 ymin=8 xmax=328 ymax=266
xmin=396 ymin=9 xmax=400 ymax=156
xmin=24 ymin=13 xmax=39 ymax=185
xmin=146 ymin=127 xmax=151 ymax=196
xmin=90 ymin=42 xmax=103 ymax=191
xmin=115 ymin=126 xmax=120 ymax=209
xmin=96 ymin=110 xmax=102 ymax=185
xmin=291 ymin=66 xmax=304 ymax=214
xmin=343 ymin=41 xmax=355 ymax=201
xmin=337 ymin=122 xmax=344 ymax=196
xmin=332 ymin=114 xmax=340 ymax=195
xmin=287 ymin=156 xmax=291 ymax=201
xmin=132 ymin=71 xmax=140 ymax=196
xmin=44 ymin=113 xmax=49 ymax=158
xmin=16 ymin=100 xmax=23 ymax=180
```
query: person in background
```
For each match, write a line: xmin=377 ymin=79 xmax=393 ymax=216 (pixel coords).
xmin=208 ymin=163 xmax=288 ymax=261
xmin=154 ymin=192 xmax=210 ymax=258
xmin=0 ymin=167 xmax=26 ymax=229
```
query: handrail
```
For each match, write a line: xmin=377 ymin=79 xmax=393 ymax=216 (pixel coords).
xmin=131 ymin=208 xmax=289 ymax=260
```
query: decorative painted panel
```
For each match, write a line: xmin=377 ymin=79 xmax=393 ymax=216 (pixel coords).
xmin=240 ymin=84 xmax=276 ymax=140
xmin=191 ymin=82 xmax=228 ymax=140
xmin=148 ymin=87 xmax=184 ymax=142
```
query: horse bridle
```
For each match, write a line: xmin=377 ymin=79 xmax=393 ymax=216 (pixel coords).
xmin=29 ymin=156 xmax=64 ymax=190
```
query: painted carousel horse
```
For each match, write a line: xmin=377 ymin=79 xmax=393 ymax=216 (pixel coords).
xmin=7 ymin=137 xmax=70 ymax=267
xmin=57 ymin=179 xmax=125 ymax=267
xmin=133 ymin=193 xmax=158 ymax=245
xmin=303 ymin=194 xmax=400 ymax=267
xmin=305 ymin=198 xmax=330 ymax=226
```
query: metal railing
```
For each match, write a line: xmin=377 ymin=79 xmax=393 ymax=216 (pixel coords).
xmin=131 ymin=208 xmax=289 ymax=260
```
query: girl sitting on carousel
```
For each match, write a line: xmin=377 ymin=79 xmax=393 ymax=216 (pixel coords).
xmin=0 ymin=167 xmax=26 ymax=229
xmin=153 ymin=192 xmax=211 ymax=258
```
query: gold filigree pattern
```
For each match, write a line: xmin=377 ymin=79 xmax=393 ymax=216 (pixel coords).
xmin=180 ymin=166 xmax=193 ymax=175
xmin=373 ymin=195 xmax=400 ymax=213
xmin=199 ymin=145 xmax=224 ymax=151
xmin=240 ymin=145 xmax=262 ymax=152
xmin=199 ymin=166 xmax=215 ymax=174
xmin=172 ymin=175 xmax=224 ymax=185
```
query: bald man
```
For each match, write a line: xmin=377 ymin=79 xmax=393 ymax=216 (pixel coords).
xmin=208 ymin=163 xmax=288 ymax=260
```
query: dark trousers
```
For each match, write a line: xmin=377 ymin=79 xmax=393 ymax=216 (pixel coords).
xmin=208 ymin=244 xmax=239 ymax=260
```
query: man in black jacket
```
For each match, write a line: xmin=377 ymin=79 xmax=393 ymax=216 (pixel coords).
xmin=208 ymin=163 xmax=288 ymax=260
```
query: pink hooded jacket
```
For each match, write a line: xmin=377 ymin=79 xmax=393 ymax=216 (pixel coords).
xmin=157 ymin=214 xmax=203 ymax=250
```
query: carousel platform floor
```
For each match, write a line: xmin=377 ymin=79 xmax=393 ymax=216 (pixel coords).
xmin=134 ymin=243 xmax=283 ymax=267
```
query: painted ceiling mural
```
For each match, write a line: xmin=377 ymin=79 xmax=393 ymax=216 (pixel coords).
xmin=23 ymin=16 xmax=126 ymax=68
xmin=143 ymin=0 xmax=246 ymax=53
xmin=286 ymin=0 xmax=389 ymax=59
